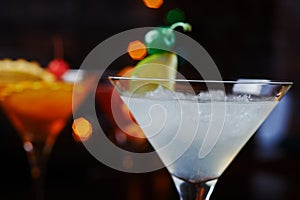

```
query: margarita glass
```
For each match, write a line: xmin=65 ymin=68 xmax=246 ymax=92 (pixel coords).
xmin=110 ymin=77 xmax=292 ymax=200
xmin=0 ymin=69 xmax=93 ymax=199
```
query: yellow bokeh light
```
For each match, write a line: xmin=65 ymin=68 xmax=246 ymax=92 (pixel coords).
xmin=127 ymin=40 xmax=147 ymax=60
xmin=143 ymin=0 xmax=163 ymax=9
xmin=72 ymin=117 xmax=92 ymax=142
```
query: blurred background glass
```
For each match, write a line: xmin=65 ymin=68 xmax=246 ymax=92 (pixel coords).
xmin=0 ymin=0 xmax=299 ymax=199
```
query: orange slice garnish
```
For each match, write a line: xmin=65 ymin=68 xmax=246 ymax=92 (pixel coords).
xmin=0 ymin=59 xmax=55 ymax=84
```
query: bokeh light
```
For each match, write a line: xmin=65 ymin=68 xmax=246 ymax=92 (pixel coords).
xmin=72 ymin=117 xmax=92 ymax=142
xmin=165 ymin=8 xmax=185 ymax=25
xmin=127 ymin=40 xmax=147 ymax=60
xmin=143 ymin=0 xmax=163 ymax=9
xmin=116 ymin=66 xmax=134 ymax=77
xmin=122 ymin=123 xmax=146 ymax=139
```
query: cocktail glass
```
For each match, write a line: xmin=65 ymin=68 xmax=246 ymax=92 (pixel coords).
xmin=0 ymin=70 xmax=94 ymax=199
xmin=109 ymin=77 xmax=292 ymax=200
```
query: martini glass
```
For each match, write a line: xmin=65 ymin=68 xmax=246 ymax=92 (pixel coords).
xmin=109 ymin=77 xmax=292 ymax=200
xmin=0 ymin=70 xmax=93 ymax=199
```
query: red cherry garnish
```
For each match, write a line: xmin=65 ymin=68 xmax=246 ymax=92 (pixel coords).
xmin=46 ymin=58 xmax=70 ymax=80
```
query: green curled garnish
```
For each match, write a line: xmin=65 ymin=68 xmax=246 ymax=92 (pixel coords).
xmin=169 ymin=22 xmax=192 ymax=32
xmin=144 ymin=22 xmax=192 ymax=55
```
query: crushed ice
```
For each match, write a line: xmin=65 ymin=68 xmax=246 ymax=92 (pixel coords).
xmin=231 ymin=94 xmax=251 ymax=102
xmin=140 ymin=87 xmax=255 ymax=102
xmin=197 ymin=90 xmax=227 ymax=101
xmin=145 ymin=85 xmax=175 ymax=99
xmin=144 ymin=86 xmax=196 ymax=100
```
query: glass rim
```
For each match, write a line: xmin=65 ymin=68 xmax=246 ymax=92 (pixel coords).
xmin=109 ymin=76 xmax=293 ymax=85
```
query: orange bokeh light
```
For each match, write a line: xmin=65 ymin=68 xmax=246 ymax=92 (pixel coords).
xmin=127 ymin=40 xmax=147 ymax=60
xmin=123 ymin=123 xmax=146 ymax=139
xmin=72 ymin=117 xmax=92 ymax=142
xmin=143 ymin=0 xmax=163 ymax=9
xmin=116 ymin=66 xmax=134 ymax=77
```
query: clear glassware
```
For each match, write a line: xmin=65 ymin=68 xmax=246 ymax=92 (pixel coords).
xmin=109 ymin=77 xmax=292 ymax=200
xmin=0 ymin=70 xmax=94 ymax=200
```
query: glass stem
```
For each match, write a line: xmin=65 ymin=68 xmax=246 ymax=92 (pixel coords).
xmin=172 ymin=176 xmax=218 ymax=200
xmin=24 ymin=138 xmax=55 ymax=200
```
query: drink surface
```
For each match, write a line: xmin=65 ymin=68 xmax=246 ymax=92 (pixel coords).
xmin=121 ymin=88 xmax=277 ymax=183
xmin=1 ymin=82 xmax=84 ymax=143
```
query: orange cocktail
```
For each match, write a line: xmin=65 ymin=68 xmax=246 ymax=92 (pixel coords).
xmin=0 ymin=59 xmax=92 ymax=199
xmin=1 ymin=81 xmax=84 ymax=143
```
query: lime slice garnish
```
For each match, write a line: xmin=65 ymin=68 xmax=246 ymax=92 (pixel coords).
xmin=129 ymin=52 xmax=178 ymax=93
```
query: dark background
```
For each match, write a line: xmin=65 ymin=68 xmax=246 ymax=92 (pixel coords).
xmin=0 ymin=0 xmax=299 ymax=199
